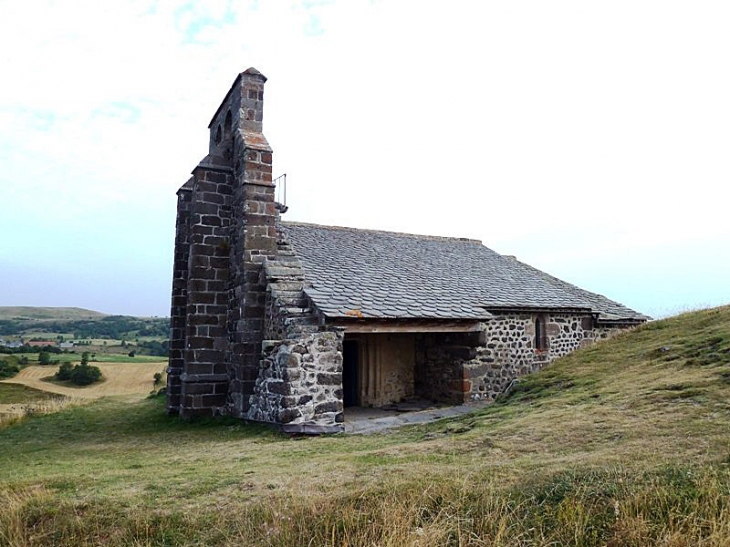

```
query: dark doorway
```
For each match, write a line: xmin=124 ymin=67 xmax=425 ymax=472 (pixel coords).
xmin=342 ymin=339 xmax=359 ymax=407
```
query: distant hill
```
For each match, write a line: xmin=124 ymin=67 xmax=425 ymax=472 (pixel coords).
xmin=0 ymin=307 xmax=168 ymax=342
xmin=0 ymin=307 xmax=108 ymax=321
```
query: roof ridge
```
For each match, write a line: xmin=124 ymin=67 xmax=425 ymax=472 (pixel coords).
xmin=282 ymin=221 xmax=483 ymax=245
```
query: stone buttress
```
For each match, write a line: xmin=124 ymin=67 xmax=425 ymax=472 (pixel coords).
xmin=166 ymin=68 xmax=276 ymax=419
xmin=167 ymin=68 xmax=344 ymax=431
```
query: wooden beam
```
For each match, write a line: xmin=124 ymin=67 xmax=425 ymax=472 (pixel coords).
xmin=332 ymin=321 xmax=482 ymax=334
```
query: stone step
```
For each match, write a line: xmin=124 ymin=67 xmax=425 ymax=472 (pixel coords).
xmin=269 ymin=283 xmax=304 ymax=298
xmin=285 ymin=316 xmax=319 ymax=327
xmin=286 ymin=325 xmax=322 ymax=338
xmin=269 ymin=253 xmax=300 ymax=263
xmin=273 ymin=257 xmax=301 ymax=267
xmin=270 ymin=288 xmax=305 ymax=299
xmin=283 ymin=307 xmax=313 ymax=316
xmin=274 ymin=296 xmax=308 ymax=307
xmin=268 ymin=281 xmax=305 ymax=292
xmin=265 ymin=266 xmax=304 ymax=280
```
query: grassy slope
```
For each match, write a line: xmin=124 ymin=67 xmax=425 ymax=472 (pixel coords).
xmin=1 ymin=307 xmax=729 ymax=546
xmin=0 ymin=384 xmax=63 ymax=404
xmin=0 ymin=307 xmax=107 ymax=321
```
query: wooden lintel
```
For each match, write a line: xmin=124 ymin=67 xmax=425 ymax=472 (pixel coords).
xmin=333 ymin=321 xmax=482 ymax=334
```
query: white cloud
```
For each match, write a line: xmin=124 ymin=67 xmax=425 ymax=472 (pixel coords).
xmin=0 ymin=0 xmax=728 ymax=315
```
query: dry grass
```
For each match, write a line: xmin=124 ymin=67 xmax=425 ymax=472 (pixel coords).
xmin=0 ymin=306 xmax=729 ymax=545
xmin=0 ymin=398 xmax=83 ymax=428
xmin=0 ymin=362 xmax=165 ymax=399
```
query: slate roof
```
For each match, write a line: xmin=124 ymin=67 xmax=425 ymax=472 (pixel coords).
xmin=282 ymin=222 xmax=649 ymax=323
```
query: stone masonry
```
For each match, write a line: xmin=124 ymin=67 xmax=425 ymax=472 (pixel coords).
xmin=167 ymin=68 xmax=345 ymax=431
xmin=168 ymin=67 xmax=645 ymax=433
xmin=167 ymin=68 xmax=279 ymax=419
xmin=248 ymin=331 xmax=344 ymax=434
xmin=417 ymin=313 xmax=628 ymax=404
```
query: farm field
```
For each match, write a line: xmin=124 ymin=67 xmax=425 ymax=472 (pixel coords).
xmin=9 ymin=353 xmax=166 ymax=365
xmin=1 ymin=362 xmax=166 ymax=399
xmin=1 ymin=307 xmax=729 ymax=546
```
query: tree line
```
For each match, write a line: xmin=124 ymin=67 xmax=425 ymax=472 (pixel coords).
xmin=0 ymin=315 xmax=169 ymax=339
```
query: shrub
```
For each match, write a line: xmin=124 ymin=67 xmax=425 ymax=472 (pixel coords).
xmin=0 ymin=359 xmax=20 ymax=379
xmin=55 ymin=362 xmax=74 ymax=381
xmin=69 ymin=363 xmax=102 ymax=386
xmin=38 ymin=351 xmax=51 ymax=365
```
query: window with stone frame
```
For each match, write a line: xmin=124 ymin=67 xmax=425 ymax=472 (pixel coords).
xmin=534 ymin=315 xmax=548 ymax=352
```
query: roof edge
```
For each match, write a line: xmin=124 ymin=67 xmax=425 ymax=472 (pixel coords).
xmin=483 ymin=305 xmax=593 ymax=314
xmin=282 ymin=221 xmax=483 ymax=245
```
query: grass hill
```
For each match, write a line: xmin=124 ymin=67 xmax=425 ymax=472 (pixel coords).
xmin=0 ymin=307 xmax=168 ymax=343
xmin=0 ymin=307 xmax=107 ymax=321
xmin=1 ymin=307 xmax=729 ymax=546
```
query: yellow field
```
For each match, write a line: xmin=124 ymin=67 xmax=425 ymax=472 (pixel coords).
xmin=1 ymin=362 xmax=166 ymax=399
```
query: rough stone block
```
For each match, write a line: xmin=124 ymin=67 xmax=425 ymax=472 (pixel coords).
xmin=181 ymin=383 xmax=215 ymax=395
xmin=267 ymin=380 xmax=290 ymax=395
xmin=201 ymin=394 xmax=227 ymax=406
xmin=314 ymin=401 xmax=340 ymax=414
xmin=279 ymin=408 xmax=302 ymax=424
xmin=316 ymin=373 xmax=342 ymax=386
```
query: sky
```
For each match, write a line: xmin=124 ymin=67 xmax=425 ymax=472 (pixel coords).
xmin=0 ymin=0 xmax=728 ymax=319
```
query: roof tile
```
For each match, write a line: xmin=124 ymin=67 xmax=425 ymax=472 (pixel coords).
xmin=282 ymin=222 xmax=648 ymax=322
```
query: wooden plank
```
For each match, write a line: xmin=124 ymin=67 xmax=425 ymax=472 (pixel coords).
xmin=333 ymin=321 xmax=482 ymax=334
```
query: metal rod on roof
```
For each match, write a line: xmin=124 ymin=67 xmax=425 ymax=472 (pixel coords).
xmin=273 ymin=173 xmax=287 ymax=207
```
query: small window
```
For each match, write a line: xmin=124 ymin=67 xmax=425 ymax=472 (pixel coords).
xmin=224 ymin=110 xmax=232 ymax=135
xmin=535 ymin=316 xmax=548 ymax=351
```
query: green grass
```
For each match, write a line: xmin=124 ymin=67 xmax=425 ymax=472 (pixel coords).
xmin=1 ymin=306 xmax=730 ymax=546
xmin=0 ymin=384 xmax=63 ymax=404
xmin=19 ymin=352 xmax=165 ymax=364
xmin=22 ymin=353 xmax=81 ymax=365
xmin=92 ymin=353 xmax=165 ymax=363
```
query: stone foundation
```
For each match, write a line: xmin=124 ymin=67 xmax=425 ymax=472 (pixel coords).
xmin=247 ymin=331 xmax=344 ymax=434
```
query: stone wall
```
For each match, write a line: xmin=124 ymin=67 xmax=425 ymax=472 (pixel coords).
xmin=246 ymin=228 xmax=342 ymax=431
xmin=407 ymin=314 xmax=621 ymax=406
xmin=166 ymin=181 xmax=193 ymax=414
xmin=247 ymin=331 xmax=344 ymax=434
xmin=262 ymin=229 xmax=321 ymax=342
xmin=414 ymin=332 xmax=480 ymax=404
xmin=226 ymin=69 xmax=277 ymax=418
xmin=178 ymin=160 xmax=234 ymax=418
xmin=462 ymin=313 xmax=599 ymax=402
xmin=166 ymin=68 xmax=278 ymax=420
